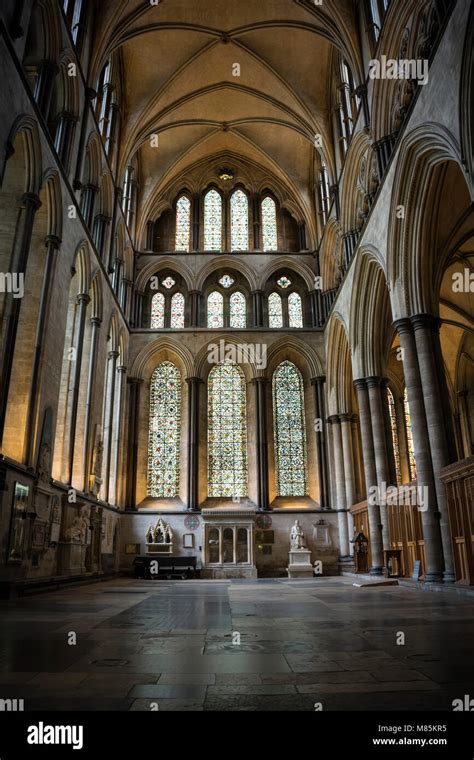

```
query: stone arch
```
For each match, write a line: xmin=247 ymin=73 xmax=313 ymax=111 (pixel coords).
xmin=319 ymin=218 xmax=343 ymax=292
xmin=194 ymin=336 xmax=258 ymax=383
xmin=129 ymin=337 xmax=194 ymax=381
xmin=326 ymin=315 xmax=353 ymax=416
xmin=258 ymin=257 xmax=315 ymax=292
xmin=41 ymin=168 xmax=63 ymax=239
xmin=136 ymin=257 xmax=194 ymax=293
xmin=4 ymin=115 xmax=43 ymax=195
xmin=265 ymin=336 xmax=323 ymax=380
xmin=339 ymin=129 xmax=378 ymax=235
xmin=196 ymin=257 xmax=257 ymax=292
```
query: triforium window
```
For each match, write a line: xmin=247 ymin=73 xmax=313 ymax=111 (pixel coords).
xmin=208 ymin=362 xmax=248 ymax=498
xmin=171 ymin=292 xmax=185 ymax=328
xmin=147 ymin=362 xmax=181 ymax=497
xmin=268 ymin=292 xmax=283 ymax=328
xmin=404 ymin=388 xmax=417 ymax=481
xmin=207 ymin=291 xmax=224 ymax=328
xmin=204 ymin=188 xmax=222 ymax=251
xmin=261 ymin=196 xmax=278 ymax=251
xmin=230 ymin=189 xmax=249 ymax=251
xmin=151 ymin=292 xmax=165 ymax=329
xmin=272 ymin=361 xmax=308 ymax=496
xmin=288 ymin=292 xmax=303 ymax=328
xmin=387 ymin=388 xmax=401 ymax=485
xmin=229 ymin=291 xmax=246 ymax=328
xmin=175 ymin=195 xmax=191 ymax=252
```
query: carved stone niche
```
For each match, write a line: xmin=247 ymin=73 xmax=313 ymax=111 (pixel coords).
xmin=201 ymin=506 xmax=257 ymax=579
xmin=146 ymin=518 xmax=173 ymax=554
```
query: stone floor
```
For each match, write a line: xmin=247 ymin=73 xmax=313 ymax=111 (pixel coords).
xmin=0 ymin=577 xmax=473 ymax=711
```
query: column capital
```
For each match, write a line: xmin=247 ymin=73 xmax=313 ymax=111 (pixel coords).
xmin=327 ymin=415 xmax=341 ymax=425
xmin=45 ymin=234 xmax=62 ymax=250
xmin=108 ymin=350 xmax=119 ymax=360
xmin=251 ymin=289 xmax=265 ymax=296
xmin=189 ymin=289 xmax=202 ymax=296
xmin=76 ymin=293 xmax=91 ymax=306
xmin=393 ymin=317 xmax=413 ymax=336
xmin=366 ymin=376 xmax=382 ymax=389
xmin=251 ymin=376 xmax=269 ymax=385
xmin=353 ymin=378 xmax=367 ymax=391
xmin=21 ymin=192 xmax=41 ymax=211
xmin=90 ymin=316 xmax=102 ymax=327
xmin=186 ymin=376 xmax=203 ymax=385
xmin=339 ymin=413 xmax=351 ymax=423
xmin=117 ymin=365 xmax=127 ymax=374
xmin=311 ymin=375 xmax=326 ymax=386
xmin=410 ymin=313 xmax=440 ymax=333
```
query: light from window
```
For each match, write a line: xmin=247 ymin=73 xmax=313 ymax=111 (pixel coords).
xmin=404 ymin=388 xmax=417 ymax=481
xmin=208 ymin=362 xmax=248 ymax=497
xmin=273 ymin=361 xmax=308 ymax=496
xmin=147 ymin=362 xmax=181 ymax=497
xmin=261 ymin=196 xmax=278 ymax=251
xmin=204 ymin=189 xmax=222 ymax=251
xmin=175 ymin=196 xmax=191 ymax=252
xmin=230 ymin=291 xmax=246 ymax=328
xmin=230 ymin=189 xmax=249 ymax=251
xmin=207 ymin=291 xmax=224 ymax=328
xmin=171 ymin=292 xmax=185 ymax=328
xmin=151 ymin=293 xmax=165 ymax=329
xmin=288 ymin=292 xmax=303 ymax=328
xmin=268 ymin=292 xmax=283 ymax=328
xmin=387 ymin=388 xmax=401 ymax=485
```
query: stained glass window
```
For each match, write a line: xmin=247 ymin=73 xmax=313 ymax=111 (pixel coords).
xmin=207 ymin=291 xmax=224 ymax=328
xmin=268 ymin=292 xmax=283 ymax=328
xmin=219 ymin=274 xmax=234 ymax=289
xmin=404 ymin=388 xmax=417 ymax=481
xmin=204 ymin=189 xmax=222 ymax=251
xmin=387 ymin=388 xmax=401 ymax=485
xmin=175 ymin=195 xmax=191 ymax=252
xmin=277 ymin=275 xmax=291 ymax=289
xmin=272 ymin=361 xmax=308 ymax=496
xmin=288 ymin=292 xmax=303 ymax=328
xmin=208 ymin=362 xmax=248 ymax=497
xmin=147 ymin=362 xmax=181 ymax=497
xmin=162 ymin=276 xmax=175 ymax=289
xmin=171 ymin=292 xmax=185 ymax=328
xmin=261 ymin=196 xmax=278 ymax=251
xmin=151 ymin=292 xmax=165 ymax=328
xmin=230 ymin=291 xmax=246 ymax=328
xmin=230 ymin=189 xmax=249 ymax=251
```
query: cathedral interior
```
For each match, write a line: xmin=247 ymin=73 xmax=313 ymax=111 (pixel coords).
xmin=0 ymin=0 xmax=473 ymax=714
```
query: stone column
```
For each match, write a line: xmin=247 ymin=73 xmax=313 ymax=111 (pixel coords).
xmin=312 ymin=376 xmax=330 ymax=509
xmin=192 ymin=193 xmax=200 ymax=251
xmin=93 ymin=214 xmax=111 ymax=260
xmin=252 ymin=194 xmax=261 ymax=250
xmin=252 ymin=290 xmax=264 ymax=328
xmin=328 ymin=416 xmax=349 ymax=557
xmin=340 ymin=413 xmax=356 ymax=547
xmin=133 ymin=290 xmax=144 ymax=328
xmin=145 ymin=220 xmax=154 ymax=252
xmin=103 ymin=350 xmax=119 ymax=502
xmin=24 ymin=234 xmax=61 ymax=465
xmin=186 ymin=377 xmax=201 ymax=511
xmin=354 ymin=379 xmax=383 ymax=574
xmin=298 ymin=221 xmax=307 ymax=252
xmin=189 ymin=291 xmax=201 ymax=328
xmin=73 ymin=88 xmax=96 ymax=191
xmin=112 ymin=365 xmax=127 ymax=506
xmin=367 ymin=376 xmax=391 ymax=551
xmin=67 ymin=293 xmax=91 ymax=484
xmin=82 ymin=316 xmax=102 ymax=492
xmin=394 ymin=318 xmax=444 ymax=582
xmin=351 ymin=414 xmax=364 ymax=502
xmin=81 ymin=183 xmax=98 ymax=229
xmin=0 ymin=192 xmax=41 ymax=446
xmin=412 ymin=314 xmax=455 ymax=582
xmin=125 ymin=378 xmax=142 ymax=510
xmin=253 ymin=378 xmax=269 ymax=510
xmin=54 ymin=112 xmax=76 ymax=170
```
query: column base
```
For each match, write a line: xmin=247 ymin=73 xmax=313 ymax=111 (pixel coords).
xmin=442 ymin=571 xmax=456 ymax=584
xmin=424 ymin=571 xmax=444 ymax=583
xmin=369 ymin=566 xmax=384 ymax=576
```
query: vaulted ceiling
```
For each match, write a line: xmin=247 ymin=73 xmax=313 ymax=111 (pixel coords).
xmin=91 ymin=0 xmax=360 ymax=234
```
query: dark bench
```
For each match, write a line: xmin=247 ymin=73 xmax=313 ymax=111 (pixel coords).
xmin=133 ymin=555 xmax=198 ymax=580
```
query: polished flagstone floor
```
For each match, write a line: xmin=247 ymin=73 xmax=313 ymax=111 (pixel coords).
xmin=0 ymin=577 xmax=473 ymax=711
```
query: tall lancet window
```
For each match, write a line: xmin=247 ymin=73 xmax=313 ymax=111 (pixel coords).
xmin=171 ymin=292 xmax=185 ymax=328
xmin=404 ymin=388 xmax=417 ymax=481
xmin=151 ymin=292 xmax=165 ymax=328
xmin=272 ymin=361 xmax=308 ymax=496
xmin=175 ymin=195 xmax=191 ymax=251
xmin=230 ymin=189 xmax=249 ymax=251
xmin=208 ymin=362 xmax=248 ymax=498
xmin=147 ymin=362 xmax=181 ymax=497
xmin=261 ymin=196 xmax=278 ymax=251
xmin=229 ymin=291 xmax=246 ymax=328
xmin=288 ymin=292 xmax=303 ymax=328
xmin=387 ymin=388 xmax=401 ymax=485
xmin=268 ymin=292 xmax=283 ymax=328
xmin=207 ymin=291 xmax=224 ymax=328
xmin=204 ymin=188 xmax=222 ymax=251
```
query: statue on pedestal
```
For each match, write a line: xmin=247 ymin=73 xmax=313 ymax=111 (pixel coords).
xmin=290 ymin=519 xmax=306 ymax=550
xmin=66 ymin=505 xmax=90 ymax=544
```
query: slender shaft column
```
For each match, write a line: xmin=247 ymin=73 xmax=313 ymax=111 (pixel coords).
xmin=252 ymin=290 xmax=264 ymax=328
xmin=67 ymin=293 xmax=90 ymax=484
xmin=354 ymin=379 xmax=384 ymax=574
xmin=192 ymin=194 xmax=200 ymax=251
xmin=81 ymin=183 xmax=98 ymax=228
xmin=146 ymin=220 xmax=154 ymax=252
xmin=367 ymin=376 xmax=391 ymax=551
xmin=253 ymin=378 xmax=269 ymax=510
xmin=381 ymin=378 xmax=397 ymax=486
xmin=340 ymin=413 xmax=356 ymax=547
xmin=73 ymin=88 xmax=96 ymax=191
xmin=112 ymin=365 xmax=127 ymax=506
xmin=189 ymin=291 xmax=201 ymax=328
xmin=103 ymin=350 xmax=119 ymax=502
xmin=394 ymin=319 xmax=443 ymax=582
xmin=24 ymin=234 xmax=61 ymax=465
xmin=82 ymin=317 xmax=102 ymax=492
xmin=54 ymin=112 xmax=76 ymax=170
xmin=312 ymin=376 xmax=330 ymax=508
xmin=186 ymin=377 xmax=202 ymax=511
xmin=328 ymin=416 xmax=349 ymax=557
xmin=351 ymin=414 xmax=364 ymax=502
xmin=412 ymin=314 xmax=455 ymax=582
xmin=298 ymin=221 xmax=307 ymax=251
xmin=252 ymin=194 xmax=261 ymax=250
xmin=133 ymin=290 xmax=144 ymax=328
xmin=125 ymin=378 xmax=142 ymax=510
xmin=0 ymin=192 xmax=41 ymax=445
xmin=93 ymin=214 xmax=111 ymax=259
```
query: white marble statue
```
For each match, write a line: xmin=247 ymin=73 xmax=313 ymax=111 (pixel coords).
xmin=66 ymin=506 xmax=90 ymax=544
xmin=290 ymin=519 xmax=306 ymax=550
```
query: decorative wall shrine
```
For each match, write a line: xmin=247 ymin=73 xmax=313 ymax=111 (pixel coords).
xmin=146 ymin=518 xmax=173 ymax=554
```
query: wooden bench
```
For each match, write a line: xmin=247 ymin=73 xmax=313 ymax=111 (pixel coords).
xmin=133 ymin=555 xmax=198 ymax=580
